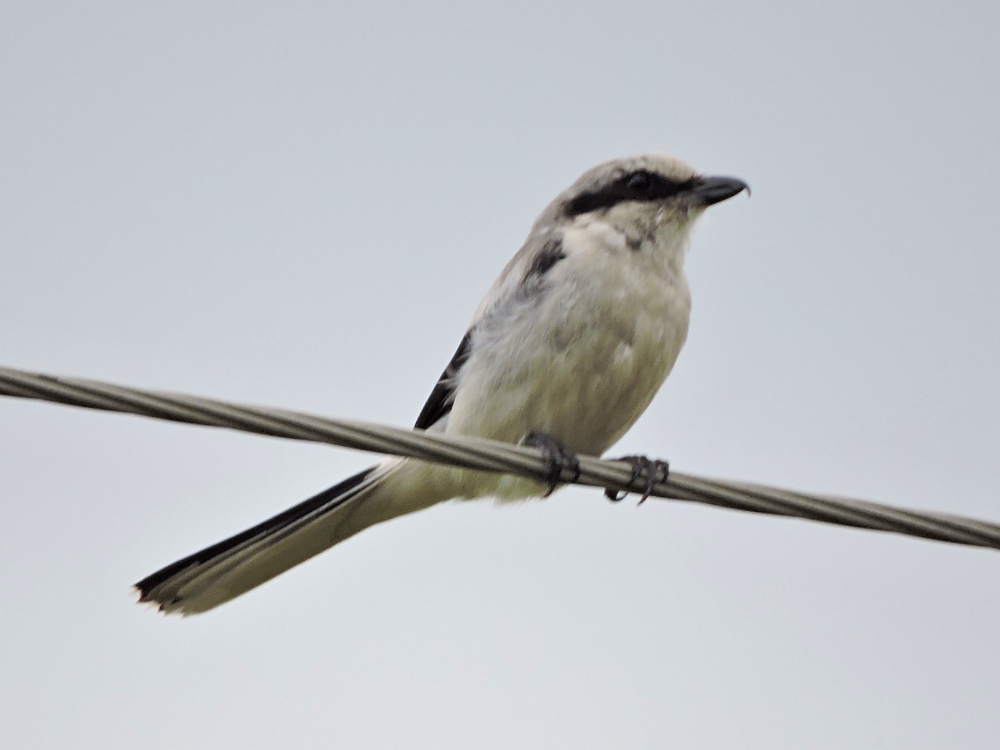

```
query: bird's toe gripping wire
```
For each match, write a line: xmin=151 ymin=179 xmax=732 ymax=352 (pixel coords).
xmin=523 ymin=432 xmax=582 ymax=496
xmin=604 ymin=455 xmax=670 ymax=504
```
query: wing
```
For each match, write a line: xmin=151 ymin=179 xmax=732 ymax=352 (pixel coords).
xmin=414 ymin=229 xmax=567 ymax=431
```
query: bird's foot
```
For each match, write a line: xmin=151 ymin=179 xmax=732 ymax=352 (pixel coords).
xmin=604 ymin=455 xmax=669 ymax=504
xmin=523 ymin=432 xmax=581 ymax=497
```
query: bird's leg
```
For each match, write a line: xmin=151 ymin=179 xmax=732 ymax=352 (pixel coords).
xmin=523 ymin=432 xmax=581 ymax=497
xmin=604 ymin=455 xmax=669 ymax=504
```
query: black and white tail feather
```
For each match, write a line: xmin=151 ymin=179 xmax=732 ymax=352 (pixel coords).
xmin=135 ymin=154 xmax=748 ymax=614
xmin=137 ymin=462 xmax=388 ymax=614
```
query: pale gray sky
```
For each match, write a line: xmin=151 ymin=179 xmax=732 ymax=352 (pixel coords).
xmin=2 ymin=2 xmax=999 ymax=748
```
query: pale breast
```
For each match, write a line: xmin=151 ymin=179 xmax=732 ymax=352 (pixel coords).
xmin=446 ymin=225 xmax=691 ymax=458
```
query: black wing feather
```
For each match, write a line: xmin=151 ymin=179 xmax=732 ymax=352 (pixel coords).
xmin=414 ymin=331 xmax=473 ymax=430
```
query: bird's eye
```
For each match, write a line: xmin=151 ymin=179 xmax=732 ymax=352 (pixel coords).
xmin=626 ymin=172 xmax=651 ymax=193
xmin=564 ymin=170 xmax=686 ymax=216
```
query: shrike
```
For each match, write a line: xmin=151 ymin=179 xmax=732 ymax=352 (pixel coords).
xmin=137 ymin=154 xmax=748 ymax=614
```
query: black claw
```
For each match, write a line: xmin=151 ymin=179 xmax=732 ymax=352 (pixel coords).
xmin=523 ymin=432 xmax=581 ymax=496
xmin=605 ymin=457 xmax=645 ymax=502
xmin=604 ymin=455 xmax=669 ymax=504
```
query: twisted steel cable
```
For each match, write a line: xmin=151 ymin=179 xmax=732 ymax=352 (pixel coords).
xmin=2 ymin=364 xmax=998 ymax=551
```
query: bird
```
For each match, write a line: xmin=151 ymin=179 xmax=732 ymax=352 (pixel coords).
xmin=136 ymin=153 xmax=748 ymax=614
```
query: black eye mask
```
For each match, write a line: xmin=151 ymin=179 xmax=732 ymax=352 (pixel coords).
xmin=565 ymin=170 xmax=693 ymax=216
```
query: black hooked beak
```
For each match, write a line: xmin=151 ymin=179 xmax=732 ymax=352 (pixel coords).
xmin=688 ymin=175 xmax=750 ymax=206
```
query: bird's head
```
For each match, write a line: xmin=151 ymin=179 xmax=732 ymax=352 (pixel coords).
xmin=539 ymin=154 xmax=748 ymax=255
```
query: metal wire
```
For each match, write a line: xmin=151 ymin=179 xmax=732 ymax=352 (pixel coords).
xmin=2 ymin=364 xmax=999 ymax=552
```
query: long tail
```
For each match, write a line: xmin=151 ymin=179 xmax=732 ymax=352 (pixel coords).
xmin=135 ymin=458 xmax=444 ymax=615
